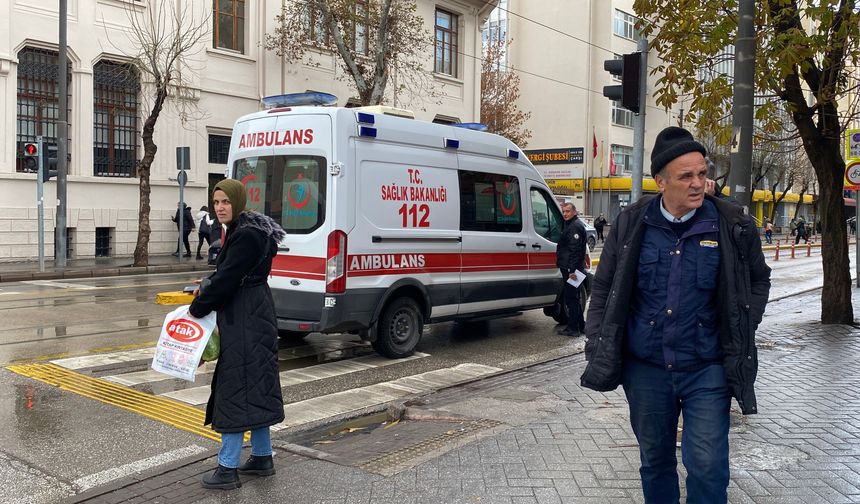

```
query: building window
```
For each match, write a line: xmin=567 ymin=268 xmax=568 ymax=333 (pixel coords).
xmin=611 ymin=100 xmax=634 ymax=127
xmin=611 ymin=144 xmax=633 ymax=174
xmin=213 ymin=0 xmax=245 ymax=53
xmin=435 ymin=9 xmax=458 ymax=77
xmin=613 ymin=10 xmax=639 ymax=40
xmin=353 ymin=0 xmax=369 ymax=55
xmin=94 ymin=60 xmax=139 ymax=178
xmin=208 ymin=134 xmax=231 ymax=164
xmin=305 ymin=3 xmax=330 ymax=45
xmin=95 ymin=227 xmax=113 ymax=257
xmin=16 ymin=47 xmax=71 ymax=173
xmin=612 ymin=54 xmax=622 ymax=81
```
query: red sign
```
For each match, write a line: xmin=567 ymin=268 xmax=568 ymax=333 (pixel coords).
xmin=166 ymin=319 xmax=204 ymax=343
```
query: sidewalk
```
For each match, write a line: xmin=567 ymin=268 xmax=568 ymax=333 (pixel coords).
xmin=0 ymin=255 xmax=210 ymax=283
xmin=64 ymin=287 xmax=860 ymax=504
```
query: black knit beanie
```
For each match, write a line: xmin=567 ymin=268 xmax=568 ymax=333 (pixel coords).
xmin=650 ymin=126 xmax=707 ymax=177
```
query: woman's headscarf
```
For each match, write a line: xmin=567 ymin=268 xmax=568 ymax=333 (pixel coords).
xmin=213 ymin=179 xmax=247 ymax=220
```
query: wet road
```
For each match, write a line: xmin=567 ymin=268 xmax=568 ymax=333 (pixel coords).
xmin=0 ymin=254 xmax=841 ymax=503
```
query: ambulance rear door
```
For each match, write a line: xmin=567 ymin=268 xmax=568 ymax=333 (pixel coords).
xmin=231 ymin=113 xmax=333 ymax=329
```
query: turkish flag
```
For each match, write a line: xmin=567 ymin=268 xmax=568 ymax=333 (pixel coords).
xmin=609 ymin=151 xmax=617 ymax=176
xmin=592 ymin=131 xmax=598 ymax=158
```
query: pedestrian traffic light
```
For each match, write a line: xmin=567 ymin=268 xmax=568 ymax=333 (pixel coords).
xmin=42 ymin=144 xmax=58 ymax=182
xmin=603 ymin=52 xmax=642 ymax=114
xmin=23 ymin=143 xmax=38 ymax=171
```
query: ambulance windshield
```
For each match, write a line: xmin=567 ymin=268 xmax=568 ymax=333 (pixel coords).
xmin=233 ymin=155 xmax=327 ymax=234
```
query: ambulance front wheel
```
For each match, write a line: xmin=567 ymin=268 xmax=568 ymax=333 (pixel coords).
xmin=372 ymin=297 xmax=424 ymax=358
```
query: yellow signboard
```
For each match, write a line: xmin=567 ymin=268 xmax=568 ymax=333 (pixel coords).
xmin=545 ymin=179 xmax=585 ymax=193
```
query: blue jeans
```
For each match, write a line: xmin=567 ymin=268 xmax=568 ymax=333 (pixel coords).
xmin=218 ymin=427 xmax=273 ymax=468
xmin=622 ymin=360 xmax=731 ymax=504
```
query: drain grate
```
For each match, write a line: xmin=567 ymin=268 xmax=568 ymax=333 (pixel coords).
xmin=358 ymin=418 xmax=503 ymax=474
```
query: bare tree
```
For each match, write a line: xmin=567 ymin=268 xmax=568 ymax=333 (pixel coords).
xmin=481 ymin=38 xmax=531 ymax=147
xmin=115 ymin=0 xmax=209 ymax=267
xmin=265 ymin=0 xmax=433 ymax=107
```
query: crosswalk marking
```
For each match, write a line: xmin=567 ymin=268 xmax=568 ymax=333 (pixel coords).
xmin=272 ymin=363 xmax=502 ymax=431
xmin=51 ymin=348 xmax=156 ymax=369
xmin=22 ymin=280 xmax=98 ymax=290
xmin=160 ymin=352 xmax=429 ymax=405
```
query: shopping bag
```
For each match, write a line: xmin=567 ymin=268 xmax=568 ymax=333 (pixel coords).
xmin=151 ymin=305 xmax=217 ymax=381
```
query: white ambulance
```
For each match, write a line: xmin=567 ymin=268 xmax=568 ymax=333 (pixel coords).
xmin=225 ymin=93 xmax=575 ymax=358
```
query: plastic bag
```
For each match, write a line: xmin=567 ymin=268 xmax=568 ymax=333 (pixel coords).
xmin=201 ymin=328 xmax=220 ymax=362
xmin=151 ymin=305 xmax=217 ymax=381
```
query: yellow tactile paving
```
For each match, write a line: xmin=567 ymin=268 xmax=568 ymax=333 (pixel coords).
xmin=155 ymin=291 xmax=196 ymax=305
xmin=6 ymin=362 xmax=221 ymax=442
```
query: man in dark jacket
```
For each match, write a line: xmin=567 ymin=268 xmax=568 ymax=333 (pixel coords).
xmin=594 ymin=213 xmax=607 ymax=242
xmin=580 ymin=127 xmax=771 ymax=503
xmin=171 ymin=203 xmax=195 ymax=257
xmin=555 ymin=202 xmax=587 ymax=336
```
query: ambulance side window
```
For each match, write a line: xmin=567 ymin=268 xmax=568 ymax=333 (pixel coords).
xmin=458 ymin=171 xmax=522 ymax=233
xmin=530 ymin=188 xmax=563 ymax=242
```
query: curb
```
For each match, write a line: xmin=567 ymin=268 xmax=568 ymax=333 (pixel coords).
xmin=0 ymin=263 xmax=213 ymax=283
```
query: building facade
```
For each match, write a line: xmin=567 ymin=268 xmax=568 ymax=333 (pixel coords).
xmin=0 ymin=0 xmax=494 ymax=262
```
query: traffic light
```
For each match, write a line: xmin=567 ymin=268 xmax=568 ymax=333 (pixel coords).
xmin=603 ymin=52 xmax=642 ymax=114
xmin=23 ymin=143 xmax=38 ymax=171
xmin=43 ymin=144 xmax=58 ymax=182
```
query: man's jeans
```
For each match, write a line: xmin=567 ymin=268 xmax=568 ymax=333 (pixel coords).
xmin=622 ymin=360 xmax=731 ymax=504
xmin=218 ymin=427 xmax=273 ymax=468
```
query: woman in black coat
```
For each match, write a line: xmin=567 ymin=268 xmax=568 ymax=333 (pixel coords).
xmin=189 ymin=179 xmax=285 ymax=490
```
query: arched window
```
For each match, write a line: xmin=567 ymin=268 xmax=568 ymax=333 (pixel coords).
xmin=93 ymin=60 xmax=139 ymax=177
xmin=16 ymin=47 xmax=70 ymax=173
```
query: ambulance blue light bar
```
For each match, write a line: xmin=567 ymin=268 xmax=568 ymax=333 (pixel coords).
xmin=453 ymin=123 xmax=489 ymax=132
xmin=261 ymin=92 xmax=338 ymax=109
xmin=356 ymin=112 xmax=375 ymax=125
xmin=508 ymin=149 xmax=520 ymax=159
xmin=359 ymin=126 xmax=377 ymax=138
xmin=445 ymin=138 xmax=460 ymax=149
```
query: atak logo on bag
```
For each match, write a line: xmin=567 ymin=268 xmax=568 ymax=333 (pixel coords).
xmin=166 ymin=319 xmax=204 ymax=343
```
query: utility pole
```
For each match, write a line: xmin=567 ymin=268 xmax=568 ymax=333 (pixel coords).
xmin=728 ymin=0 xmax=756 ymax=211
xmin=56 ymin=0 xmax=69 ymax=266
xmin=630 ymin=37 xmax=648 ymax=203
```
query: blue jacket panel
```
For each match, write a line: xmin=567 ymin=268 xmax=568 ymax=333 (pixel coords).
xmin=625 ymin=197 xmax=721 ymax=370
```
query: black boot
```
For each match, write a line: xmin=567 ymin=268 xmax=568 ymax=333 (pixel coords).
xmin=201 ymin=465 xmax=242 ymax=490
xmin=238 ymin=455 xmax=275 ymax=476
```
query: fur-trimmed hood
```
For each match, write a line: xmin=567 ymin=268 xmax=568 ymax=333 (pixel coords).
xmin=236 ymin=211 xmax=286 ymax=245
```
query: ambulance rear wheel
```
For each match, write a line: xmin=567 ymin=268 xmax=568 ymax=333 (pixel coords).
xmin=372 ymin=297 xmax=423 ymax=358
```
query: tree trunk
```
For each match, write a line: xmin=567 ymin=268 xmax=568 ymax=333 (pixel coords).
xmin=812 ymin=147 xmax=853 ymax=324
xmin=133 ymin=86 xmax=168 ymax=267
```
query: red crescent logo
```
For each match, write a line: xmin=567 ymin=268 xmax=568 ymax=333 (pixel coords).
xmin=166 ymin=319 xmax=204 ymax=343
xmin=287 ymin=180 xmax=312 ymax=209
xmin=499 ymin=183 xmax=517 ymax=217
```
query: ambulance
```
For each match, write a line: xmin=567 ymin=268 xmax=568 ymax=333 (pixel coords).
xmin=225 ymin=92 xmax=578 ymax=358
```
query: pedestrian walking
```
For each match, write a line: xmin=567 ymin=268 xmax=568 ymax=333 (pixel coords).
xmin=555 ymin=202 xmax=587 ymax=337
xmin=789 ymin=217 xmax=797 ymax=237
xmin=580 ymin=126 xmax=771 ymax=503
xmin=171 ymin=203 xmax=194 ymax=257
xmin=189 ymin=179 xmax=286 ymax=490
xmin=594 ymin=213 xmax=607 ymax=242
xmin=795 ymin=217 xmax=808 ymax=244
xmin=196 ymin=205 xmax=214 ymax=260
xmin=850 ymin=218 xmax=856 ymax=236
xmin=765 ymin=219 xmax=773 ymax=245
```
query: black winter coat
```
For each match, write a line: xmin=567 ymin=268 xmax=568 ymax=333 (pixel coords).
xmin=189 ymin=211 xmax=286 ymax=433
xmin=173 ymin=207 xmax=195 ymax=233
xmin=580 ymin=194 xmax=771 ymax=415
xmin=556 ymin=216 xmax=587 ymax=273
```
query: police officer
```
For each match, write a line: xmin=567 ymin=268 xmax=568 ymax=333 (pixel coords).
xmin=555 ymin=202 xmax=587 ymax=336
